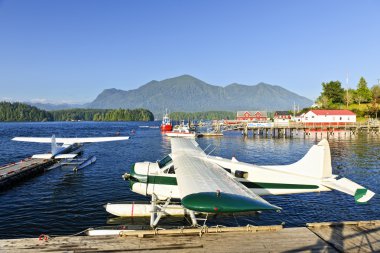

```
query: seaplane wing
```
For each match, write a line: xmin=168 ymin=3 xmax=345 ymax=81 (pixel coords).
xmin=171 ymin=138 xmax=281 ymax=213
xmin=12 ymin=136 xmax=130 ymax=144
xmin=12 ymin=135 xmax=129 ymax=159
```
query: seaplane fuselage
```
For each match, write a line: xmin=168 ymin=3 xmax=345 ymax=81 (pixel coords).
xmin=127 ymin=139 xmax=374 ymax=204
xmin=128 ymin=154 xmax=331 ymax=201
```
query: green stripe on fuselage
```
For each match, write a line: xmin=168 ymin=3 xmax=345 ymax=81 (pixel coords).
xmin=137 ymin=175 xmax=318 ymax=189
xmin=147 ymin=175 xmax=178 ymax=185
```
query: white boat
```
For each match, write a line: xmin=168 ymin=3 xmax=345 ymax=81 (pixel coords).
xmin=165 ymin=122 xmax=197 ymax=138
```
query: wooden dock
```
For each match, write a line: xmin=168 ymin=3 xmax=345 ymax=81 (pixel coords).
xmin=0 ymin=220 xmax=379 ymax=252
xmin=0 ymin=158 xmax=56 ymax=190
xmin=220 ymin=121 xmax=380 ymax=138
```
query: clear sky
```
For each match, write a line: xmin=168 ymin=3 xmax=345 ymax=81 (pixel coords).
xmin=0 ymin=0 xmax=379 ymax=104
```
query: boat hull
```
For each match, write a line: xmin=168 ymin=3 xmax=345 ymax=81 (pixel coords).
xmin=160 ymin=124 xmax=173 ymax=131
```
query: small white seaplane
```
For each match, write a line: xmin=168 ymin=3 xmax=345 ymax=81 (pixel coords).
xmin=106 ymin=138 xmax=375 ymax=229
xmin=12 ymin=135 xmax=130 ymax=159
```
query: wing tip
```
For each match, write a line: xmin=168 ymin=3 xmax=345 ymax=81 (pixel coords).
xmin=355 ymin=188 xmax=375 ymax=203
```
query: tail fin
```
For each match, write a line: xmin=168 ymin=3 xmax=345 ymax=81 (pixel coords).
xmin=283 ymin=139 xmax=332 ymax=179
xmin=51 ymin=135 xmax=58 ymax=156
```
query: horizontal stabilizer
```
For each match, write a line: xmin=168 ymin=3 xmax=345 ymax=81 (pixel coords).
xmin=32 ymin=154 xmax=53 ymax=159
xmin=55 ymin=154 xmax=78 ymax=159
xmin=322 ymin=178 xmax=375 ymax=203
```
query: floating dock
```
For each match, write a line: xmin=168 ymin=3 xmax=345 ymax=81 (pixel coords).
xmin=198 ymin=132 xmax=224 ymax=137
xmin=0 ymin=220 xmax=379 ymax=252
xmin=0 ymin=158 xmax=56 ymax=190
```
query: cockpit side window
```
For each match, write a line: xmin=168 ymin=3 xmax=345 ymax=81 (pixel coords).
xmin=158 ymin=155 xmax=172 ymax=168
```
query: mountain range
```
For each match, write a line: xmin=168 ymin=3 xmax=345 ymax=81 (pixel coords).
xmin=87 ymin=75 xmax=313 ymax=116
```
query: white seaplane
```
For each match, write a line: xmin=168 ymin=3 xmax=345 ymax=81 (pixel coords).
xmin=12 ymin=135 xmax=130 ymax=159
xmin=106 ymin=138 xmax=375 ymax=229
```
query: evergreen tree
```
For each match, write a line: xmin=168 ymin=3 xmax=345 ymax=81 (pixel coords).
xmin=355 ymin=77 xmax=372 ymax=104
xmin=0 ymin=102 xmax=53 ymax=122
xmin=0 ymin=103 xmax=154 ymax=122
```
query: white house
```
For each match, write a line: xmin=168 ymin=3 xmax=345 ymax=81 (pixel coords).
xmin=301 ymin=110 xmax=356 ymax=125
xmin=273 ymin=111 xmax=293 ymax=126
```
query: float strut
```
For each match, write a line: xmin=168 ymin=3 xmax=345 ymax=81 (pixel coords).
xmin=189 ymin=210 xmax=198 ymax=226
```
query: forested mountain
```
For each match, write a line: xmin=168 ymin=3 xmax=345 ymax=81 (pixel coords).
xmin=0 ymin=102 xmax=154 ymax=122
xmin=51 ymin=108 xmax=153 ymax=121
xmin=88 ymin=75 xmax=313 ymax=116
xmin=0 ymin=102 xmax=53 ymax=121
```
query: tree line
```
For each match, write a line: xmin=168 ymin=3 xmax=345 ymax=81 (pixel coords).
xmin=169 ymin=111 xmax=236 ymax=121
xmin=316 ymin=77 xmax=380 ymax=118
xmin=0 ymin=102 xmax=53 ymax=121
xmin=0 ymin=102 xmax=154 ymax=122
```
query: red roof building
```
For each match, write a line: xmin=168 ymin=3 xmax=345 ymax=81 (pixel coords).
xmin=309 ymin=110 xmax=356 ymax=116
xmin=236 ymin=111 xmax=268 ymax=122
xmin=301 ymin=110 xmax=356 ymax=125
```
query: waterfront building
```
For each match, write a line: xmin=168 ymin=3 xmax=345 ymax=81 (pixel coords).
xmin=301 ymin=110 xmax=356 ymax=125
xmin=274 ymin=111 xmax=293 ymax=125
xmin=236 ymin=111 xmax=268 ymax=122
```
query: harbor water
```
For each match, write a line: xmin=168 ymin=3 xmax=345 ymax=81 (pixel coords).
xmin=0 ymin=122 xmax=379 ymax=239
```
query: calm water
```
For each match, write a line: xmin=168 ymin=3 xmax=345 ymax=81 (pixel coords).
xmin=0 ymin=122 xmax=379 ymax=239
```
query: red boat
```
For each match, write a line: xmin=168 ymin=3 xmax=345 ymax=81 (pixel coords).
xmin=160 ymin=111 xmax=173 ymax=132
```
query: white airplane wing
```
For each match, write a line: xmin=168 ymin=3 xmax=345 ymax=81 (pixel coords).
xmin=12 ymin=136 xmax=130 ymax=144
xmin=171 ymin=138 xmax=280 ymax=213
xmin=31 ymin=154 xmax=78 ymax=159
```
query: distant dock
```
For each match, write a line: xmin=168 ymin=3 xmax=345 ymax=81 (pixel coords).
xmin=0 ymin=158 xmax=56 ymax=191
xmin=220 ymin=121 xmax=380 ymax=138
xmin=0 ymin=220 xmax=379 ymax=252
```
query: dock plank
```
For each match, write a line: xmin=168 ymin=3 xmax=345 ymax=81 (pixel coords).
xmin=2 ymin=222 xmax=379 ymax=252
xmin=308 ymin=223 xmax=380 ymax=252
xmin=0 ymin=227 xmax=337 ymax=253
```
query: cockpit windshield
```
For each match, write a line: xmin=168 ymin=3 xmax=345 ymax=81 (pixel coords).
xmin=158 ymin=155 xmax=172 ymax=168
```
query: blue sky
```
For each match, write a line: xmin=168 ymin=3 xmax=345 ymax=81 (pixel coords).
xmin=0 ymin=0 xmax=379 ymax=104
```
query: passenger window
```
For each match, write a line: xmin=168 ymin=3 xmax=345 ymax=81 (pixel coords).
xmin=235 ymin=170 xmax=248 ymax=179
